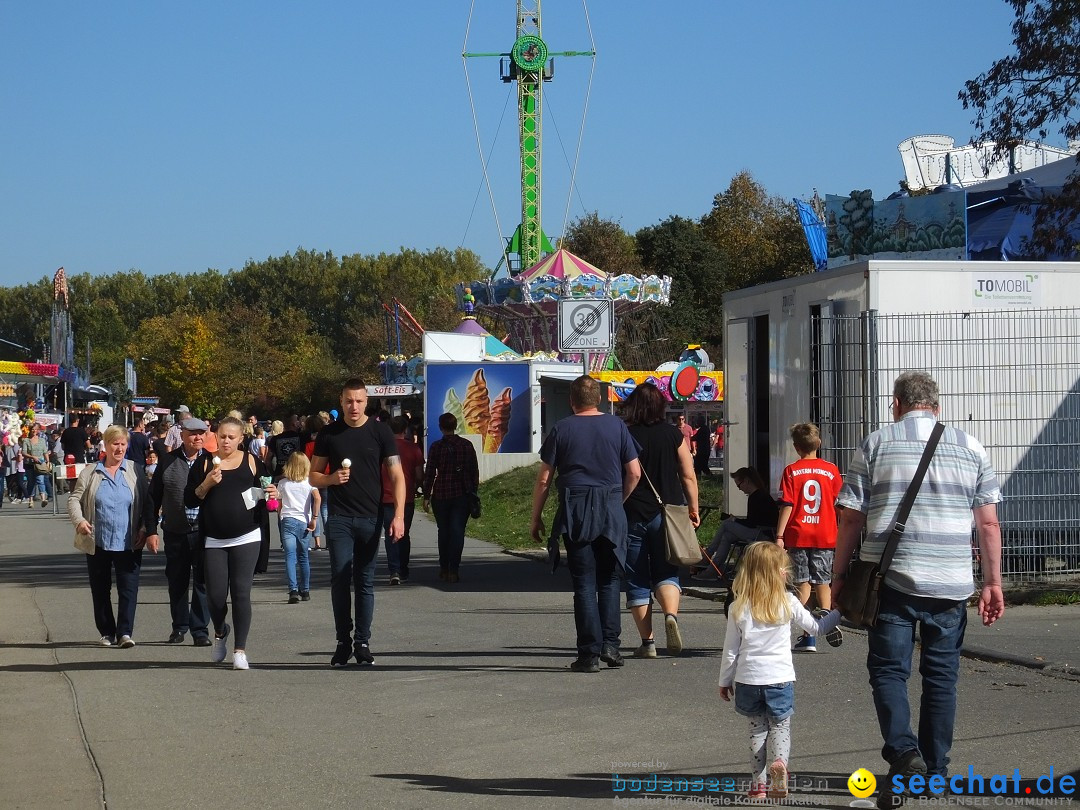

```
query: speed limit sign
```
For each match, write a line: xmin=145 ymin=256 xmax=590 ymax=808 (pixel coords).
xmin=558 ymin=298 xmax=612 ymax=353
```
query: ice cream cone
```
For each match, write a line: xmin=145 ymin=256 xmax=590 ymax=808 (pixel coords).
xmin=443 ymin=388 xmax=465 ymax=433
xmin=484 ymin=387 xmax=511 ymax=453
xmin=463 ymin=369 xmax=490 ymax=437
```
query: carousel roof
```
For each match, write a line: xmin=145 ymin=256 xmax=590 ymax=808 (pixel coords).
xmin=515 ymin=248 xmax=606 ymax=282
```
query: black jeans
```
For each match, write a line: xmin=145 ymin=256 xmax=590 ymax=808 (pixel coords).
xmin=86 ymin=549 xmax=143 ymax=641
xmin=164 ymin=529 xmax=209 ymax=638
xmin=431 ymin=495 xmax=470 ymax=573
xmin=563 ymin=536 xmax=622 ymax=658
xmin=326 ymin=515 xmax=382 ymax=645
xmin=382 ymin=502 xmax=415 ymax=577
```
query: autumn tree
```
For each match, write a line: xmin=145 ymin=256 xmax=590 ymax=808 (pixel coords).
xmin=701 ymin=171 xmax=814 ymax=290
xmin=959 ymin=0 xmax=1080 ymax=257
xmin=561 ymin=212 xmax=643 ymax=275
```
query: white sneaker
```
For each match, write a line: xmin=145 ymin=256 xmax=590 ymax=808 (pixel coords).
xmin=211 ymin=623 xmax=230 ymax=663
xmin=99 ymin=636 xmax=114 ymax=647
xmin=118 ymin=635 xmax=135 ymax=649
xmin=232 ymin=650 xmax=249 ymax=670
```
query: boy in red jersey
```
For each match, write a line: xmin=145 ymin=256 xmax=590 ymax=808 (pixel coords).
xmin=775 ymin=423 xmax=842 ymax=652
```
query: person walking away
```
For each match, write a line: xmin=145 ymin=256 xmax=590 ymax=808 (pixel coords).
xmin=718 ymin=542 xmax=842 ymax=799
xmin=300 ymin=414 xmax=327 ymax=551
xmin=383 ymin=415 xmax=424 ymax=584
xmin=185 ymin=416 xmax=278 ymax=671
xmin=69 ymin=424 xmax=160 ymax=648
xmin=692 ymin=418 xmax=713 ymax=477
xmin=21 ymin=423 xmax=51 ymax=508
xmin=530 ymin=375 xmax=641 ymax=673
xmin=126 ymin=416 xmax=151 ymax=480
xmin=422 ymin=413 xmax=477 ymax=584
xmin=621 ymin=382 xmax=700 ymax=658
xmin=165 ymin=406 xmax=191 ymax=452
xmin=277 ymin=451 xmax=320 ymax=603
xmin=149 ymin=417 xmax=212 ymax=646
xmin=775 ymin=422 xmax=843 ymax=653
xmin=310 ymin=378 xmax=405 ymax=668
xmin=61 ymin=416 xmax=91 ymax=494
xmin=832 ymin=371 xmax=1004 ymax=808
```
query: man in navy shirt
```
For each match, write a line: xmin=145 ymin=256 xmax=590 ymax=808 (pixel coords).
xmin=531 ymin=375 xmax=641 ymax=673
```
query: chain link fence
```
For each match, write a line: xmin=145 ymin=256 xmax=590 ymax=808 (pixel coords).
xmin=810 ymin=308 xmax=1080 ymax=584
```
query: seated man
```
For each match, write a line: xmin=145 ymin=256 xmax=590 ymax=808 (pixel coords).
xmin=693 ymin=467 xmax=778 ymax=581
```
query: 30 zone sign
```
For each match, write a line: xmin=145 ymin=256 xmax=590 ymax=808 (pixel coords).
xmin=558 ymin=298 xmax=612 ymax=352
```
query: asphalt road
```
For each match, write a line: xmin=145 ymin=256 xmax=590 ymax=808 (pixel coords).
xmin=1 ymin=498 xmax=1078 ymax=809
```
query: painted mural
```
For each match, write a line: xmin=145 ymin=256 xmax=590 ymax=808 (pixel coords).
xmin=594 ymin=370 xmax=724 ymax=403
xmin=425 ymin=363 xmax=531 ymax=454
xmin=826 ymin=190 xmax=966 ymax=266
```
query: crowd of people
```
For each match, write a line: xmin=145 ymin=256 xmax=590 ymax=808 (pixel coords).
xmin=13 ymin=368 xmax=1005 ymax=806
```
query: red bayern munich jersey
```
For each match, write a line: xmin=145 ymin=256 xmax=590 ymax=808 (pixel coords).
xmin=778 ymin=457 xmax=843 ymax=549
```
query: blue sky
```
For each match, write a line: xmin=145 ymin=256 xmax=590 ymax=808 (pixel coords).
xmin=0 ymin=1 xmax=1022 ymax=289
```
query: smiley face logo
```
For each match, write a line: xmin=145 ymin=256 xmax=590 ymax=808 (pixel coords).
xmin=848 ymin=768 xmax=877 ymax=798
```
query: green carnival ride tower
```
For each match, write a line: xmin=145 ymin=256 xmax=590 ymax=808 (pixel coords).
xmin=465 ymin=1 xmax=594 ymax=270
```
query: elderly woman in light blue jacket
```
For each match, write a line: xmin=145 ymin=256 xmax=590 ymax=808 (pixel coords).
xmin=69 ymin=424 xmax=159 ymax=649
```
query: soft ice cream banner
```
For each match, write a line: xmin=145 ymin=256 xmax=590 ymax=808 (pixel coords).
xmin=594 ymin=370 xmax=724 ymax=403
xmin=425 ymin=363 xmax=531 ymax=455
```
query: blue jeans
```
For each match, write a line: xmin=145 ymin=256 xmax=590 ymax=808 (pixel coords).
xmin=734 ymin=681 xmax=795 ymax=721
xmin=563 ymin=535 xmax=622 ymax=658
xmin=279 ymin=517 xmax=311 ymax=593
xmin=625 ymin=512 xmax=681 ymax=607
xmin=326 ymin=514 xmax=382 ymax=645
xmin=867 ymin=586 xmax=968 ymax=776
xmin=382 ymin=502 xmax=415 ymax=577
xmin=86 ymin=549 xmax=143 ymax=640
xmin=31 ymin=472 xmax=51 ymax=499
xmin=431 ymin=495 xmax=470 ymax=573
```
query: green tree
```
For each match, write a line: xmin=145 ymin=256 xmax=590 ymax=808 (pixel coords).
xmin=959 ymin=0 xmax=1080 ymax=257
xmin=635 ymin=216 xmax=725 ymax=365
xmin=561 ymin=212 xmax=644 ymax=276
xmin=701 ymin=171 xmax=814 ymax=289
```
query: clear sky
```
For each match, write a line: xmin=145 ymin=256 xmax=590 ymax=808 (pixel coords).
xmin=0 ymin=1 xmax=1023 ymax=289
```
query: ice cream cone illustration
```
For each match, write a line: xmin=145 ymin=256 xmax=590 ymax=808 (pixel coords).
xmin=443 ymin=388 xmax=465 ymax=433
xmin=463 ymin=369 xmax=490 ymax=437
xmin=484 ymin=387 xmax=512 ymax=453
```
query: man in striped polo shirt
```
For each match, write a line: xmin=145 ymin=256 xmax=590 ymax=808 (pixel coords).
xmin=832 ymin=371 xmax=1004 ymax=807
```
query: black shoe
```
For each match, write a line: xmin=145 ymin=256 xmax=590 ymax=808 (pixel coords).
xmin=330 ymin=643 xmax=352 ymax=668
xmin=354 ymin=643 xmax=375 ymax=666
xmin=288 ymin=590 xmax=300 ymax=604
xmin=600 ymin=645 xmax=625 ymax=668
xmin=299 ymin=591 xmax=310 ymax=602
xmin=167 ymin=631 xmax=185 ymax=644
xmin=570 ymin=656 xmax=600 ymax=673
xmin=877 ymin=750 xmax=927 ymax=809
xmin=193 ymin=636 xmax=212 ymax=647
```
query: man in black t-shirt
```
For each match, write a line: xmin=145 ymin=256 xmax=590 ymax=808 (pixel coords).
xmin=310 ymin=378 xmax=405 ymax=668
xmin=268 ymin=416 xmax=301 ymax=474
xmin=60 ymin=417 xmax=91 ymax=493
xmin=126 ymin=416 xmax=151 ymax=479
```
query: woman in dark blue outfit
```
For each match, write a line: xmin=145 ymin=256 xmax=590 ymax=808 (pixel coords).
xmin=621 ymin=384 xmax=700 ymax=658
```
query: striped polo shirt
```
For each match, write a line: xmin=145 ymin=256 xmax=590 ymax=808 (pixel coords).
xmin=837 ymin=410 xmax=1001 ymax=600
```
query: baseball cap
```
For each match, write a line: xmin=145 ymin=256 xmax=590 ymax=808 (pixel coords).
xmin=181 ymin=417 xmax=208 ymax=432
xmin=177 ymin=405 xmax=191 ymax=414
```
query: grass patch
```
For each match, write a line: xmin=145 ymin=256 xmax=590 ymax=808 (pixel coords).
xmin=471 ymin=462 xmax=725 ymax=551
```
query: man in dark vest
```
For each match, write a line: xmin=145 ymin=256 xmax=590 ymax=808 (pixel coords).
xmin=150 ymin=417 xmax=211 ymax=645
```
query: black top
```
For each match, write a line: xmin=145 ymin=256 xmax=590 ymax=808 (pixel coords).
xmin=313 ymin=419 xmax=398 ymax=518
xmin=740 ymin=488 xmax=780 ymax=529
xmin=268 ymin=430 xmax=301 ymax=472
xmin=184 ymin=452 xmax=269 ymax=539
xmin=60 ymin=426 xmax=89 ymax=459
xmin=126 ymin=430 xmax=151 ymax=465
xmin=625 ymin=422 xmax=686 ymax=524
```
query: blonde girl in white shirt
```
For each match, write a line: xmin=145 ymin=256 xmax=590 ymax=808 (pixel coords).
xmin=718 ymin=541 xmax=842 ymax=799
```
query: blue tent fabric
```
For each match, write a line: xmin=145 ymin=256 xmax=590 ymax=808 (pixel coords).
xmin=966 ymin=178 xmax=1080 ymax=261
xmin=794 ymin=199 xmax=828 ymax=271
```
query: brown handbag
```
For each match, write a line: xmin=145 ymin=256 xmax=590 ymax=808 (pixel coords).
xmin=837 ymin=422 xmax=944 ymax=628
xmin=640 ymin=468 xmax=702 ymax=567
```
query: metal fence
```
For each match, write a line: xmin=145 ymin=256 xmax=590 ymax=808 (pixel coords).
xmin=810 ymin=308 xmax=1080 ymax=584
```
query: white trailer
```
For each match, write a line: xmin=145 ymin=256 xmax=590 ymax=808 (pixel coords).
xmin=722 ymin=259 xmax=1080 ymax=582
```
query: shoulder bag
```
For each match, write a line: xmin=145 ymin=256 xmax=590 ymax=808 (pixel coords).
xmin=640 ymin=467 xmax=702 ymax=566
xmin=837 ymin=421 xmax=945 ymax=628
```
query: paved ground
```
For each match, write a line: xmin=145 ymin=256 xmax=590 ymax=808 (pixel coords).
xmin=1 ymin=496 xmax=1078 ymax=809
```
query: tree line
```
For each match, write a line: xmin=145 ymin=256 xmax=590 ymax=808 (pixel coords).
xmin=0 ymin=172 xmax=813 ymax=417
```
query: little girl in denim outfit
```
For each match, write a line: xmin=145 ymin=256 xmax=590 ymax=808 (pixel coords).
xmin=718 ymin=541 xmax=843 ymax=799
